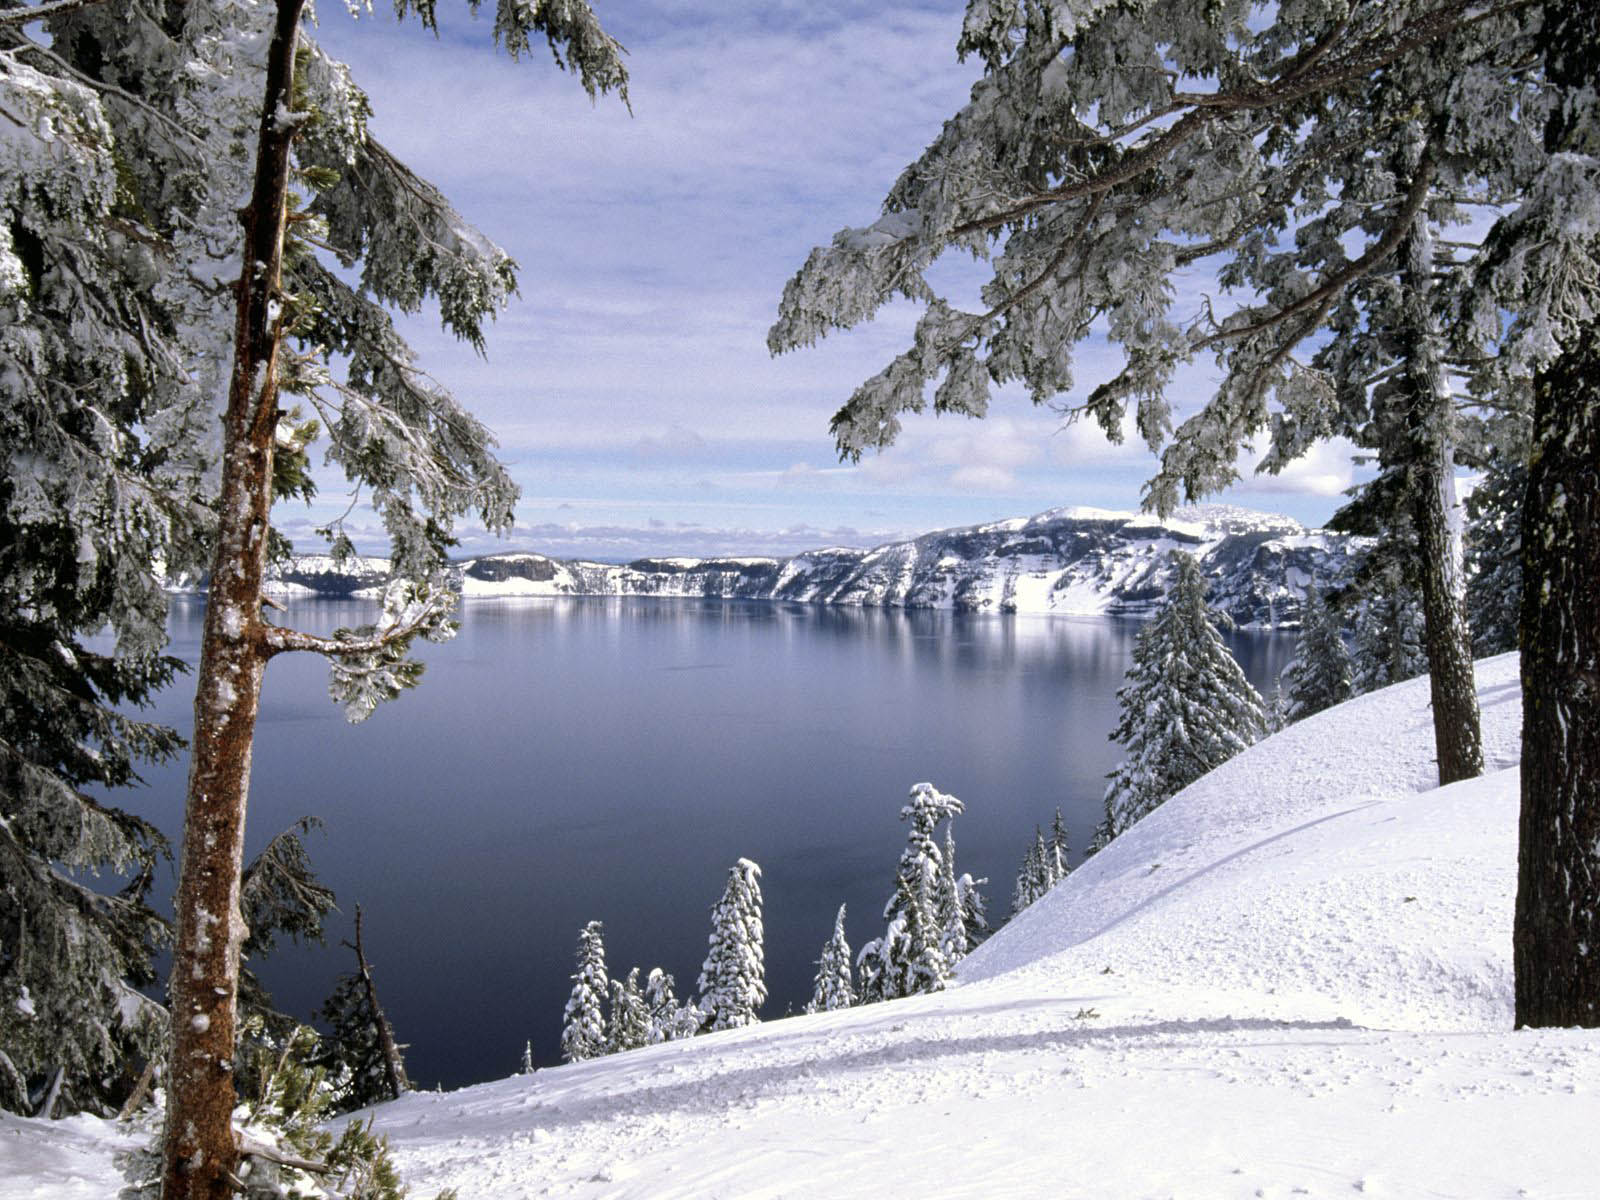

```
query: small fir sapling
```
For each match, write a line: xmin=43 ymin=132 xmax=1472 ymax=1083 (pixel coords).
xmin=1464 ymin=454 xmax=1526 ymax=656
xmin=806 ymin=904 xmax=856 ymax=1014
xmin=311 ymin=906 xmax=410 ymax=1113
xmin=955 ymin=870 xmax=991 ymax=950
xmin=1282 ymin=584 xmax=1354 ymax=722
xmin=1012 ymin=826 xmax=1055 ymax=916
xmin=697 ymin=859 xmax=767 ymax=1031
xmin=643 ymin=968 xmax=701 ymax=1044
xmin=607 ymin=968 xmax=650 ymax=1054
xmin=862 ymin=782 xmax=965 ymax=999
xmin=1048 ymin=808 xmax=1071 ymax=884
xmin=1100 ymin=552 xmax=1268 ymax=846
xmin=560 ymin=921 xmax=608 ymax=1064
xmin=937 ymin=825 xmax=970 ymax=964
xmin=1350 ymin=580 xmax=1429 ymax=696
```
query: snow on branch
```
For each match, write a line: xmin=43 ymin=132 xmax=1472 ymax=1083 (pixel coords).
xmin=0 ymin=0 xmax=114 ymax=27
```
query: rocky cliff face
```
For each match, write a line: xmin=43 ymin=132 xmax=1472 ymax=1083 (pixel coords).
xmin=247 ymin=505 xmax=1363 ymax=629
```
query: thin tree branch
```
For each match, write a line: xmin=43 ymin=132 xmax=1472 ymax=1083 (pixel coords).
xmin=943 ymin=0 xmax=1529 ymax=242
xmin=1190 ymin=143 xmax=1438 ymax=353
xmin=259 ymin=604 xmax=441 ymax=659
xmin=0 ymin=0 xmax=114 ymax=26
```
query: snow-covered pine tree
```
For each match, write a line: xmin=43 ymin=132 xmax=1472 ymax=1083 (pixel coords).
xmin=936 ymin=822 xmax=973 ymax=964
xmin=310 ymin=906 xmax=409 ymax=1114
xmin=1047 ymin=808 xmax=1071 ymax=884
xmin=560 ymin=921 xmax=608 ymax=1064
xmin=607 ymin=968 xmax=650 ymax=1055
xmin=1011 ymin=828 xmax=1046 ymax=917
xmin=1282 ymin=584 xmax=1353 ymax=721
xmin=767 ymin=1 xmax=1542 ymax=790
xmin=696 ymin=859 xmax=767 ymax=1032
xmin=1350 ymin=582 xmax=1428 ymax=696
xmin=643 ymin=968 xmax=699 ymax=1044
xmin=1102 ymin=552 xmax=1268 ymax=844
xmin=1464 ymin=453 xmax=1526 ymax=656
xmin=520 ymin=1042 xmax=534 ymax=1075
xmin=956 ymin=871 xmax=990 ymax=948
xmin=806 ymin=904 xmax=855 ymax=1014
xmin=879 ymin=782 xmax=964 ymax=997
xmin=0 ymin=0 xmax=230 ymax=1118
xmin=0 ymin=632 xmax=173 ymax=1115
xmin=96 ymin=1 xmax=628 ymax=1191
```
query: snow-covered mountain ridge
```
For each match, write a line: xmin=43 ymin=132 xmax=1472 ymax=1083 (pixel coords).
xmin=257 ymin=504 xmax=1364 ymax=628
xmin=11 ymin=655 xmax=1597 ymax=1199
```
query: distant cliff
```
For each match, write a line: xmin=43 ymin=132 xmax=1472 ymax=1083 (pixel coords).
xmin=228 ymin=504 xmax=1363 ymax=629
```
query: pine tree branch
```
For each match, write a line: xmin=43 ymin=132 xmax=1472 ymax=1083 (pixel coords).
xmin=258 ymin=605 xmax=440 ymax=659
xmin=943 ymin=0 xmax=1527 ymax=243
xmin=0 ymin=0 xmax=114 ymax=26
xmin=1190 ymin=144 xmax=1439 ymax=353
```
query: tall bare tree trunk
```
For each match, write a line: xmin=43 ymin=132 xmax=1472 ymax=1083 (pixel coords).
xmin=1514 ymin=0 xmax=1600 ymax=1028
xmin=163 ymin=2 xmax=305 ymax=1195
xmin=350 ymin=906 xmax=410 ymax=1101
xmin=1395 ymin=150 xmax=1484 ymax=786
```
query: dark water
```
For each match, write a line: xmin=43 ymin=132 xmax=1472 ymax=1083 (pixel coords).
xmin=122 ymin=596 xmax=1295 ymax=1089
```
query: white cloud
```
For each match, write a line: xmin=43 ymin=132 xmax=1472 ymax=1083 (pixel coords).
xmin=1234 ymin=437 xmax=1365 ymax=499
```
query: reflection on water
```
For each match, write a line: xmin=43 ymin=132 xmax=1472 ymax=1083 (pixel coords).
xmin=126 ymin=596 xmax=1295 ymax=1089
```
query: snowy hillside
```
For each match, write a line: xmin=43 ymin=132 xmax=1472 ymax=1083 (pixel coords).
xmin=235 ymin=504 xmax=1365 ymax=628
xmin=9 ymin=653 xmax=1598 ymax=1199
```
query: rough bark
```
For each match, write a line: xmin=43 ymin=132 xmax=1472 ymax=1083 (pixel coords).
xmin=350 ymin=906 xmax=409 ymax=1101
xmin=162 ymin=2 xmax=306 ymax=1196
xmin=1515 ymin=318 xmax=1600 ymax=1026
xmin=1513 ymin=0 xmax=1600 ymax=1029
xmin=1394 ymin=161 xmax=1484 ymax=786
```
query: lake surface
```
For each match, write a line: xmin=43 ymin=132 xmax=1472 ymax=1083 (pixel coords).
xmin=124 ymin=596 xmax=1295 ymax=1089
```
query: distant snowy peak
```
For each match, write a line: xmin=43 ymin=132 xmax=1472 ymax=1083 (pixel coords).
xmin=248 ymin=505 xmax=1362 ymax=628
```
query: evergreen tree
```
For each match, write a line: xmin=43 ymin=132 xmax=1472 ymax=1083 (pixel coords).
xmin=560 ymin=921 xmax=608 ymax=1064
xmin=311 ymin=907 xmax=409 ymax=1114
xmin=520 ymin=1042 xmax=534 ymax=1076
xmin=863 ymin=782 xmax=965 ymax=999
xmin=955 ymin=871 xmax=990 ymax=950
xmin=696 ymin=859 xmax=766 ymax=1032
xmin=1465 ymin=453 xmax=1526 ymax=656
xmin=768 ymin=2 xmax=1531 ymax=792
xmin=805 ymin=904 xmax=855 ymax=1014
xmin=86 ymin=1 xmax=628 ymax=1189
xmin=606 ymin=968 xmax=650 ymax=1055
xmin=1264 ymin=685 xmax=1291 ymax=735
xmin=936 ymin=823 xmax=972 ymax=965
xmin=1048 ymin=808 xmax=1071 ymax=884
xmin=1282 ymin=584 xmax=1354 ymax=721
xmin=0 ymin=636 xmax=173 ymax=1114
xmin=1102 ymin=553 xmax=1268 ymax=844
xmin=1011 ymin=826 xmax=1051 ymax=917
xmin=1350 ymin=580 xmax=1428 ymax=696
xmin=643 ymin=968 xmax=699 ymax=1044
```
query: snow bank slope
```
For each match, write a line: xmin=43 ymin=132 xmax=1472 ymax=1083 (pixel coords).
xmin=348 ymin=652 xmax=1596 ymax=1200
xmin=6 ymin=654 xmax=1597 ymax=1199
xmin=961 ymin=653 xmax=1528 ymax=1031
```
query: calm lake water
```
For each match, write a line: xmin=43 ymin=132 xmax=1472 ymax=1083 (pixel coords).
xmin=124 ymin=596 xmax=1295 ymax=1089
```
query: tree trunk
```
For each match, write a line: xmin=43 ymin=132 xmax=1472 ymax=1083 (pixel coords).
xmin=351 ymin=906 xmax=409 ymax=1101
xmin=1515 ymin=320 xmax=1600 ymax=1026
xmin=163 ymin=2 xmax=305 ymax=1196
xmin=1514 ymin=0 xmax=1600 ymax=1028
xmin=1395 ymin=163 xmax=1484 ymax=786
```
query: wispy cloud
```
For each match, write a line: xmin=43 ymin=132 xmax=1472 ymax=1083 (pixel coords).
xmin=294 ymin=3 xmax=1363 ymax=557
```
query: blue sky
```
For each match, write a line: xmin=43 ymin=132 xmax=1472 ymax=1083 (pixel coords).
xmin=297 ymin=0 xmax=1364 ymax=561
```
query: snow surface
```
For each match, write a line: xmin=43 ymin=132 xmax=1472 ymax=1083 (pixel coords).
xmin=5 ymin=653 xmax=1598 ymax=1199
